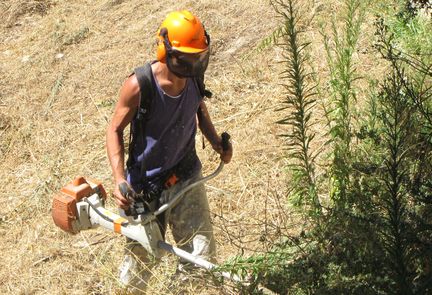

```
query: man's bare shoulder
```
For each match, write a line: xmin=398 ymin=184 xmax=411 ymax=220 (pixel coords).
xmin=119 ymin=74 xmax=140 ymax=108
xmin=123 ymin=74 xmax=140 ymax=96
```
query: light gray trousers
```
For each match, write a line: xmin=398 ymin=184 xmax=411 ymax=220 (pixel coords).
xmin=118 ymin=171 xmax=216 ymax=294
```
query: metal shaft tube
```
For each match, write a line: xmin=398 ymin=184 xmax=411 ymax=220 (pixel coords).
xmin=157 ymin=240 xmax=242 ymax=283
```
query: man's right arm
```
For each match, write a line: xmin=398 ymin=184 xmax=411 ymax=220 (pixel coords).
xmin=106 ymin=75 xmax=140 ymax=209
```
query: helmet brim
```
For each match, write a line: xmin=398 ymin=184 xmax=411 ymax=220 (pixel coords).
xmin=173 ymin=46 xmax=208 ymax=54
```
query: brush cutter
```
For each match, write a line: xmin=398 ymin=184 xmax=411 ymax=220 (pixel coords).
xmin=51 ymin=133 xmax=241 ymax=282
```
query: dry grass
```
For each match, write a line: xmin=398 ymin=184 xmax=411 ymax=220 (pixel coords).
xmin=0 ymin=0 xmax=382 ymax=294
xmin=0 ymin=0 xmax=282 ymax=294
xmin=0 ymin=0 xmax=52 ymax=28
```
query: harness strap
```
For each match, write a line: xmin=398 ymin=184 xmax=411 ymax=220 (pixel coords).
xmin=196 ymin=75 xmax=212 ymax=98
xmin=126 ymin=63 xmax=155 ymax=180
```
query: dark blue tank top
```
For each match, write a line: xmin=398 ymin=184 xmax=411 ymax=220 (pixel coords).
xmin=126 ymin=68 xmax=202 ymax=191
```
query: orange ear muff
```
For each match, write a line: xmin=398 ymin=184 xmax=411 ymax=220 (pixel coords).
xmin=156 ymin=28 xmax=169 ymax=62
xmin=156 ymin=38 xmax=166 ymax=61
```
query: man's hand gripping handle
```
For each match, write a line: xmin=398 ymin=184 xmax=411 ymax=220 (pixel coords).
xmin=221 ymin=132 xmax=230 ymax=152
xmin=118 ymin=182 xmax=137 ymax=216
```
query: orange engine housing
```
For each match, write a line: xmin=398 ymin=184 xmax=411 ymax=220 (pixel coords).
xmin=52 ymin=176 xmax=107 ymax=234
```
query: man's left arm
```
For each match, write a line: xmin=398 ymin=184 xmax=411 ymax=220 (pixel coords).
xmin=197 ymin=100 xmax=233 ymax=163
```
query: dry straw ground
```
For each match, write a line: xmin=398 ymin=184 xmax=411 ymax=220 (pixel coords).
xmin=0 ymin=0 xmax=380 ymax=294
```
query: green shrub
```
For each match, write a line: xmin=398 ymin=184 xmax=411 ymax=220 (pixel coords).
xmin=222 ymin=1 xmax=432 ymax=294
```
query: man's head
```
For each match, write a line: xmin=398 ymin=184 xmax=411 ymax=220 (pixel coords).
xmin=156 ymin=10 xmax=210 ymax=78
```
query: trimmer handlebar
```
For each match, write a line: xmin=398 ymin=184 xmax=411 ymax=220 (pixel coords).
xmin=155 ymin=160 xmax=224 ymax=216
xmin=155 ymin=132 xmax=230 ymax=216
xmin=221 ymin=131 xmax=231 ymax=152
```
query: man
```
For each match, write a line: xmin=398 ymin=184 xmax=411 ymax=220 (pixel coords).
xmin=106 ymin=10 xmax=233 ymax=293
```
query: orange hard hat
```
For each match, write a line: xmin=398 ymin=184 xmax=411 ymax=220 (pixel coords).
xmin=156 ymin=10 xmax=209 ymax=61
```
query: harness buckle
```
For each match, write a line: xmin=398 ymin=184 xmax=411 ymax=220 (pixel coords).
xmin=165 ymin=174 xmax=179 ymax=188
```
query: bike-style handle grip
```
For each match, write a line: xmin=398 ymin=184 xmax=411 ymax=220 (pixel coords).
xmin=119 ymin=182 xmax=130 ymax=198
xmin=119 ymin=182 xmax=138 ymax=202
xmin=119 ymin=182 xmax=137 ymax=216
xmin=221 ymin=132 xmax=231 ymax=152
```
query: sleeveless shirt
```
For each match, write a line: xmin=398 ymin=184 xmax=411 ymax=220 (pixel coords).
xmin=126 ymin=68 xmax=202 ymax=191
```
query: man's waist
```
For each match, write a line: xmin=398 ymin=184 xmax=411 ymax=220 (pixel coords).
xmin=144 ymin=147 xmax=199 ymax=191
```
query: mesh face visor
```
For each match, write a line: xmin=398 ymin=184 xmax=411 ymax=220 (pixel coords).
xmin=161 ymin=28 xmax=210 ymax=78
xmin=166 ymin=49 xmax=210 ymax=78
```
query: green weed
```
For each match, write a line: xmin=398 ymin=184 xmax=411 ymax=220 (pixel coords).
xmin=223 ymin=1 xmax=432 ymax=294
xmin=273 ymin=0 xmax=321 ymax=216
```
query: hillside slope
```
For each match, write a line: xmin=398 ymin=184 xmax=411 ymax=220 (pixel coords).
xmin=0 ymin=1 xmax=287 ymax=294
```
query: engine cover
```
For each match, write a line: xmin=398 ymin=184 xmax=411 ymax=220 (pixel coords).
xmin=52 ymin=177 xmax=106 ymax=233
